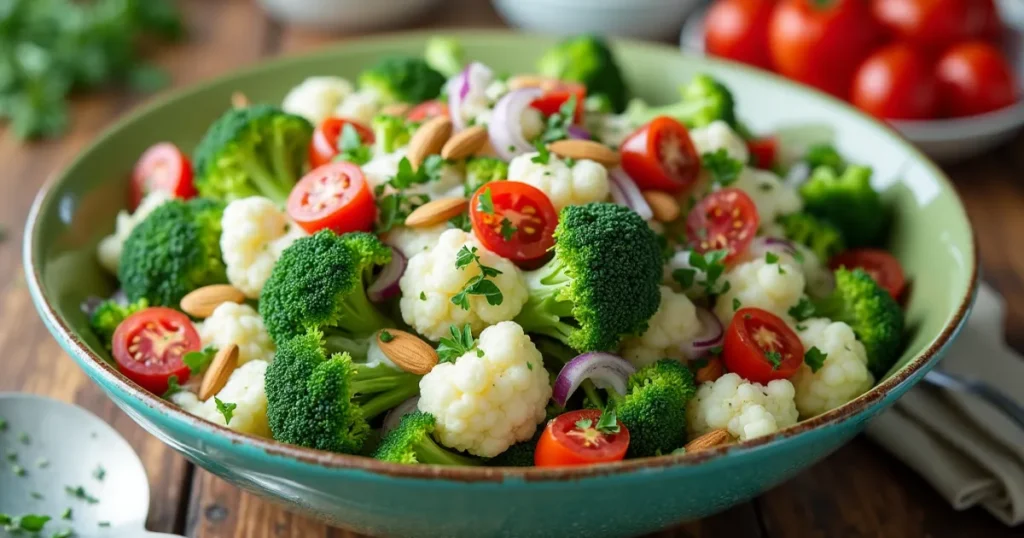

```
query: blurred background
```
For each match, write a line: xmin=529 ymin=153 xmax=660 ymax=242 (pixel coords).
xmin=1 ymin=1 xmax=1022 ymax=537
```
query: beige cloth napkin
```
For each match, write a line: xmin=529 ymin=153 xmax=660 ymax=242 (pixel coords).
xmin=866 ymin=283 xmax=1024 ymax=526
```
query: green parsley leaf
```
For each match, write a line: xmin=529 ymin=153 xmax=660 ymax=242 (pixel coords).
xmin=162 ymin=375 xmax=183 ymax=399
xmin=787 ymin=297 xmax=816 ymax=322
xmin=795 ymin=324 xmax=807 ymax=331
xmin=477 ymin=188 xmax=495 ymax=214
xmin=499 ymin=218 xmax=517 ymax=241
xmin=539 ymin=95 xmax=577 ymax=143
xmin=65 ymin=486 xmax=98 ymax=504
xmin=18 ymin=432 xmax=30 ymax=445
xmin=671 ymin=447 xmax=687 ymax=455
xmin=448 ymin=212 xmax=472 ymax=231
xmin=804 ymin=347 xmax=827 ymax=373
xmin=455 ymin=245 xmax=479 ymax=270
xmin=5 ymin=449 xmax=16 ymax=462
xmin=12 ymin=464 xmax=25 ymax=476
xmin=709 ymin=345 xmax=723 ymax=356
xmin=30 ymin=491 xmax=43 ymax=500
xmin=182 ymin=347 xmax=217 ymax=375
xmin=389 ymin=157 xmax=444 ymax=190
xmin=672 ymin=268 xmax=697 ymax=289
xmin=16 ymin=514 xmax=50 ymax=532
xmin=375 ymin=191 xmax=430 ymax=234
xmin=419 ymin=291 xmax=427 ymax=301
xmin=93 ymin=465 xmax=105 ymax=481
xmin=214 ymin=397 xmax=236 ymax=425
xmin=531 ymin=141 xmax=551 ymax=164
xmin=764 ymin=350 xmax=783 ymax=370
xmin=574 ymin=418 xmax=593 ymax=430
xmin=436 ymin=324 xmax=476 ymax=363
xmin=527 ymin=362 xmax=533 ymax=370
xmin=335 ymin=123 xmax=372 ymax=165
xmin=595 ymin=407 xmax=621 ymax=435
xmin=452 ymin=246 xmax=504 ymax=309
xmin=0 ymin=417 xmax=6 ymax=431
xmin=379 ymin=330 xmax=394 ymax=343
xmin=462 ymin=277 xmax=503 ymax=306
xmin=99 ymin=521 xmax=111 ymax=527
xmin=702 ymin=149 xmax=743 ymax=186
xmin=765 ymin=252 xmax=779 ymax=265
xmin=688 ymin=249 xmax=730 ymax=295
xmin=732 ymin=297 xmax=741 ymax=311
xmin=54 ymin=530 xmax=74 ymax=538
xmin=61 ymin=508 xmax=72 ymax=520
xmin=36 ymin=457 xmax=49 ymax=469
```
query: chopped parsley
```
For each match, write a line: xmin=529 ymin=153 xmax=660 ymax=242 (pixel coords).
xmin=764 ymin=350 xmax=783 ymax=370
xmin=419 ymin=291 xmax=427 ymax=301
xmin=0 ymin=417 xmax=6 ymax=431
xmin=477 ymin=187 xmax=495 ymax=214
xmin=788 ymin=297 xmax=816 ymax=322
xmin=530 ymin=140 xmax=551 ymax=164
xmin=30 ymin=492 xmax=43 ymax=500
xmin=93 ymin=465 xmax=106 ymax=481
xmin=379 ymin=330 xmax=395 ymax=343
xmin=687 ymin=249 xmax=730 ymax=295
xmin=18 ymin=432 xmax=29 ymax=445
xmin=12 ymin=464 xmax=25 ymax=476
xmin=709 ymin=345 xmax=724 ymax=356
xmin=65 ymin=486 xmax=99 ymax=504
xmin=54 ymin=530 xmax=74 ymax=538
xmin=390 ymin=155 xmax=446 ymax=189
xmin=732 ymin=297 xmax=741 ymax=311
xmin=436 ymin=324 xmax=476 ymax=363
xmin=702 ymin=149 xmax=743 ymax=187
xmin=671 ymin=268 xmax=697 ymax=289
xmin=375 ymin=190 xmax=430 ymax=234
xmin=36 ymin=457 xmax=49 ymax=469
xmin=214 ymin=398 xmax=236 ymax=425
xmin=499 ymin=218 xmax=517 ymax=241
xmin=162 ymin=375 xmax=183 ymax=399
xmin=526 ymin=362 xmax=533 ymax=371
xmin=804 ymin=347 xmax=827 ymax=373
xmin=448 ymin=212 xmax=472 ymax=231
xmin=539 ymin=95 xmax=577 ymax=143
xmin=3 ymin=513 xmax=50 ymax=532
xmin=335 ymin=123 xmax=372 ymax=165
xmin=5 ymin=449 xmax=16 ymax=462
xmin=182 ymin=347 xmax=217 ymax=375
xmin=595 ymin=407 xmax=621 ymax=435
xmin=765 ymin=252 xmax=779 ymax=265
xmin=61 ymin=508 xmax=72 ymax=520
xmin=452 ymin=246 xmax=504 ymax=310
xmin=99 ymin=521 xmax=111 ymax=527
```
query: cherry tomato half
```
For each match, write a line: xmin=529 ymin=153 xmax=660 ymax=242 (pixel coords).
xmin=309 ymin=118 xmax=375 ymax=169
xmin=704 ymin=0 xmax=776 ymax=70
xmin=129 ymin=142 xmax=195 ymax=211
xmin=287 ymin=162 xmax=376 ymax=235
xmin=685 ymin=188 xmax=760 ymax=263
xmin=746 ymin=136 xmax=778 ymax=169
xmin=470 ymin=181 xmax=558 ymax=266
xmin=620 ymin=116 xmax=701 ymax=192
xmin=872 ymin=0 xmax=990 ymax=51
xmin=407 ymin=100 xmax=450 ymax=122
xmin=112 ymin=307 xmax=200 ymax=395
xmin=535 ymin=409 xmax=630 ymax=467
xmin=723 ymin=307 xmax=804 ymax=384
xmin=531 ymin=82 xmax=587 ymax=123
xmin=935 ymin=41 xmax=1018 ymax=118
xmin=769 ymin=0 xmax=882 ymax=98
xmin=851 ymin=43 xmax=940 ymax=121
xmin=829 ymin=248 xmax=908 ymax=300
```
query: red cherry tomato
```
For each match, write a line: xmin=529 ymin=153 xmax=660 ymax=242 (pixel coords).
xmin=286 ymin=162 xmax=376 ymax=235
xmin=935 ymin=41 xmax=1018 ymax=118
xmin=723 ymin=307 xmax=805 ymax=384
xmin=769 ymin=0 xmax=882 ymax=98
xmin=469 ymin=181 xmax=558 ymax=266
xmin=619 ymin=116 xmax=701 ymax=192
xmin=129 ymin=142 xmax=195 ymax=211
xmin=979 ymin=0 xmax=1004 ymax=43
xmin=871 ymin=0 xmax=990 ymax=51
xmin=685 ymin=188 xmax=760 ymax=263
xmin=851 ymin=43 xmax=940 ymax=121
xmin=704 ymin=0 xmax=776 ymax=70
xmin=746 ymin=136 xmax=778 ymax=169
xmin=829 ymin=248 xmax=908 ymax=299
xmin=535 ymin=409 xmax=630 ymax=467
xmin=407 ymin=100 xmax=450 ymax=122
xmin=112 ymin=307 xmax=200 ymax=395
xmin=309 ymin=118 xmax=375 ymax=169
xmin=531 ymin=82 xmax=587 ymax=123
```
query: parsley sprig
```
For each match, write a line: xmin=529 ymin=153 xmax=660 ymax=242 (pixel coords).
xmin=334 ymin=124 xmax=372 ymax=165
xmin=539 ymin=95 xmax=578 ymax=143
xmin=804 ymin=347 xmax=827 ymax=373
xmin=451 ymin=246 xmax=504 ymax=310
xmin=671 ymin=249 xmax=730 ymax=296
xmin=436 ymin=324 xmax=476 ymax=363
xmin=702 ymin=149 xmax=743 ymax=187
xmin=214 ymin=397 xmax=237 ymax=425
xmin=182 ymin=347 xmax=217 ymax=375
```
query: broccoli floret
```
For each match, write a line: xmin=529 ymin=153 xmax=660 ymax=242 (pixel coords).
xmin=118 ymin=198 xmax=226 ymax=306
xmin=607 ymin=359 xmax=696 ymax=458
xmin=800 ymin=164 xmax=886 ymax=248
xmin=372 ymin=114 xmax=416 ymax=154
xmin=777 ymin=212 xmax=846 ymax=261
xmin=463 ymin=157 xmax=508 ymax=196
xmin=89 ymin=298 xmax=149 ymax=351
xmin=514 ymin=203 xmax=662 ymax=352
xmin=625 ymin=74 xmax=737 ymax=130
xmin=537 ymin=35 xmax=630 ymax=113
xmin=814 ymin=268 xmax=904 ymax=377
xmin=373 ymin=411 xmax=480 ymax=465
xmin=359 ymin=56 xmax=446 ymax=105
xmin=259 ymin=230 xmax=394 ymax=344
xmin=424 ymin=37 xmax=466 ymax=78
xmin=804 ymin=144 xmax=847 ymax=172
xmin=266 ymin=329 xmax=420 ymax=453
xmin=192 ymin=104 xmax=313 ymax=204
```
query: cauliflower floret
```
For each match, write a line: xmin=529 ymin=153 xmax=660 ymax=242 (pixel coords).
xmin=96 ymin=191 xmax=173 ymax=274
xmin=449 ymin=68 xmax=502 ymax=127
xmin=690 ymin=120 xmax=750 ymax=163
xmin=220 ymin=197 xmax=306 ymax=298
xmin=399 ymin=229 xmax=528 ymax=340
xmin=588 ymin=112 xmax=633 ymax=147
xmin=281 ymin=76 xmax=354 ymax=125
xmin=714 ymin=256 xmax=805 ymax=325
xmin=791 ymin=318 xmax=874 ymax=418
xmin=687 ymin=372 xmax=799 ymax=441
xmin=197 ymin=303 xmax=275 ymax=366
xmin=333 ymin=88 xmax=381 ymax=126
xmin=384 ymin=224 xmax=449 ymax=259
xmin=507 ymin=152 xmax=610 ymax=211
xmin=621 ymin=286 xmax=703 ymax=368
xmin=172 ymin=359 xmax=271 ymax=436
xmin=722 ymin=167 xmax=802 ymax=236
xmin=417 ymin=321 xmax=551 ymax=457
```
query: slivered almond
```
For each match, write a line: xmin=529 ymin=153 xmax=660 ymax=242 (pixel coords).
xmin=684 ymin=428 xmax=731 ymax=453
xmin=404 ymin=197 xmax=467 ymax=228
xmin=199 ymin=344 xmax=239 ymax=401
xmin=547 ymin=139 xmax=621 ymax=168
xmin=643 ymin=191 xmax=681 ymax=223
xmin=377 ymin=329 xmax=438 ymax=375
xmin=441 ymin=125 xmax=488 ymax=160
xmin=231 ymin=92 xmax=249 ymax=109
xmin=507 ymin=74 xmax=559 ymax=92
xmin=407 ymin=116 xmax=453 ymax=168
xmin=180 ymin=284 xmax=246 ymax=318
xmin=380 ymin=103 xmax=412 ymax=117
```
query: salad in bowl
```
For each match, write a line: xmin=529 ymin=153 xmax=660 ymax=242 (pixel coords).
xmin=86 ymin=35 xmax=907 ymax=468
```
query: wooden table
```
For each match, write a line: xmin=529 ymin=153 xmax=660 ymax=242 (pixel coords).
xmin=2 ymin=0 xmax=1022 ymax=536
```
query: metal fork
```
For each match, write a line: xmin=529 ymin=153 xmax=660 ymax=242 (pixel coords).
xmin=923 ymin=369 xmax=1024 ymax=430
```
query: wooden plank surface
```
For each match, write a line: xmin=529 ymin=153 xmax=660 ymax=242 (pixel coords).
xmin=1 ymin=0 xmax=1021 ymax=536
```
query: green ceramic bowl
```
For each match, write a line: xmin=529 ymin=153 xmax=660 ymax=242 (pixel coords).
xmin=24 ymin=31 xmax=977 ymax=538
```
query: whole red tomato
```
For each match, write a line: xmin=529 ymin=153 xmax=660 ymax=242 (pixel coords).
xmin=871 ymin=0 xmax=991 ymax=51
xmin=851 ymin=43 xmax=940 ymax=120
xmin=769 ymin=0 xmax=883 ymax=98
xmin=704 ymin=0 xmax=776 ymax=70
xmin=935 ymin=41 xmax=1018 ymax=118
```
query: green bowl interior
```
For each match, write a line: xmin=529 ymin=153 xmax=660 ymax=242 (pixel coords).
xmin=28 ymin=31 xmax=974 ymax=447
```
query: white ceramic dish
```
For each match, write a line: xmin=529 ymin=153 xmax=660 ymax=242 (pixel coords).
xmin=493 ymin=0 xmax=702 ymax=41
xmin=257 ymin=0 xmax=441 ymax=31
xmin=680 ymin=0 xmax=1024 ymax=163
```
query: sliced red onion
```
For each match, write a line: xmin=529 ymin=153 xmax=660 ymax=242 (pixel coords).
xmin=678 ymin=307 xmax=724 ymax=360
xmin=382 ymin=396 xmax=420 ymax=434
xmin=567 ymin=125 xmax=591 ymax=140
xmin=750 ymin=237 xmax=798 ymax=260
xmin=608 ymin=168 xmax=653 ymax=221
xmin=448 ymin=62 xmax=494 ymax=132
xmin=368 ymin=248 xmax=406 ymax=303
xmin=489 ymin=88 xmax=543 ymax=161
xmin=552 ymin=352 xmax=636 ymax=407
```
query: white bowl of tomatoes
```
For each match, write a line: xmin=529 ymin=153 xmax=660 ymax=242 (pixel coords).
xmin=682 ymin=0 xmax=1024 ymax=163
